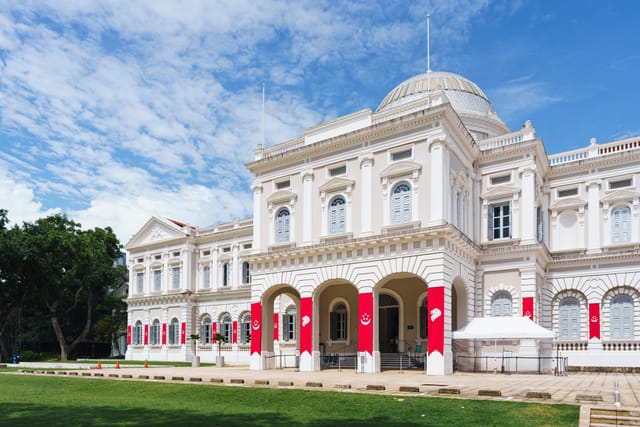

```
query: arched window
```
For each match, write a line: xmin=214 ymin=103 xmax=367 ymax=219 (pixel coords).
xmin=241 ymin=262 xmax=251 ymax=284
xmin=611 ymin=294 xmax=634 ymax=339
xmin=222 ymin=263 xmax=230 ymax=287
xmin=220 ymin=315 xmax=232 ymax=343
xmin=330 ymin=302 xmax=348 ymax=340
xmin=240 ymin=313 xmax=251 ymax=343
xmin=558 ymin=297 xmax=580 ymax=339
xmin=328 ymin=196 xmax=346 ymax=234
xmin=419 ymin=297 xmax=428 ymax=339
xmin=275 ymin=208 xmax=290 ymax=243
xmin=391 ymin=182 xmax=412 ymax=224
xmin=168 ymin=318 xmax=180 ymax=345
xmin=133 ymin=320 xmax=143 ymax=345
xmin=611 ymin=207 xmax=631 ymax=243
xmin=283 ymin=306 xmax=296 ymax=341
xmin=200 ymin=316 xmax=212 ymax=344
xmin=491 ymin=291 xmax=512 ymax=317
xmin=150 ymin=319 xmax=161 ymax=345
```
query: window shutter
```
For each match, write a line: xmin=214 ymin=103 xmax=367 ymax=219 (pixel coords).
xmin=330 ymin=312 xmax=337 ymax=340
xmin=488 ymin=205 xmax=494 ymax=241
xmin=282 ymin=314 xmax=287 ymax=341
xmin=612 ymin=302 xmax=621 ymax=339
xmin=338 ymin=204 xmax=345 ymax=232
xmin=622 ymin=302 xmax=633 ymax=338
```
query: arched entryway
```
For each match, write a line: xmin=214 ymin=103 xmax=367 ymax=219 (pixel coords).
xmin=260 ymin=284 xmax=300 ymax=369
xmin=376 ymin=273 xmax=428 ymax=370
xmin=315 ymin=280 xmax=358 ymax=369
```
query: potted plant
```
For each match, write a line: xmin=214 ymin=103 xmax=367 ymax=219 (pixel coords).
xmin=189 ymin=334 xmax=200 ymax=367
xmin=215 ymin=333 xmax=226 ymax=367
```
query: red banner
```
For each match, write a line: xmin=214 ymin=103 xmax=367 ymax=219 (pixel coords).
xmin=232 ymin=321 xmax=238 ymax=344
xmin=589 ymin=303 xmax=600 ymax=339
xmin=162 ymin=323 xmax=167 ymax=345
xmin=427 ymin=287 xmax=444 ymax=356
xmin=522 ymin=297 xmax=534 ymax=321
xmin=358 ymin=292 xmax=373 ymax=355
xmin=273 ymin=313 xmax=279 ymax=341
xmin=127 ymin=325 xmax=131 ymax=345
xmin=181 ymin=322 xmax=186 ymax=344
xmin=250 ymin=302 xmax=262 ymax=355
xmin=212 ymin=322 xmax=217 ymax=344
xmin=300 ymin=297 xmax=313 ymax=355
xmin=143 ymin=324 xmax=149 ymax=345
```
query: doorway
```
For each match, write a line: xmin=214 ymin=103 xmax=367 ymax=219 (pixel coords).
xmin=379 ymin=293 xmax=399 ymax=353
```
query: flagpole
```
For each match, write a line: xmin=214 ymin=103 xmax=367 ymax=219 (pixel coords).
xmin=426 ymin=14 xmax=431 ymax=94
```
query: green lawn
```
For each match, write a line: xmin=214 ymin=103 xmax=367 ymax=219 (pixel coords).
xmin=0 ymin=374 xmax=579 ymax=426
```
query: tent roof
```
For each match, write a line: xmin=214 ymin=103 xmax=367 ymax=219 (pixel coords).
xmin=452 ymin=316 xmax=555 ymax=340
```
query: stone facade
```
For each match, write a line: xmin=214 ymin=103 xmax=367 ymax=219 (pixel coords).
xmin=126 ymin=71 xmax=640 ymax=374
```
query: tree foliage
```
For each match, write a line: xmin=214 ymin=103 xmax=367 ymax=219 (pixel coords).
xmin=0 ymin=211 xmax=123 ymax=361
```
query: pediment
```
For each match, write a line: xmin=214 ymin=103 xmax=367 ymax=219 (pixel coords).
xmin=481 ymin=184 xmax=520 ymax=200
xmin=379 ymin=161 xmax=422 ymax=180
xmin=125 ymin=217 xmax=189 ymax=250
xmin=266 ymin=189 xmax=297 ymax=205
xmin=318 ymin=177 xmax=355 ymax=194
xmin=601 ymin=188 xmax=640 ymax=203
xmin=550 ymin=197 xmax=587 ymax=210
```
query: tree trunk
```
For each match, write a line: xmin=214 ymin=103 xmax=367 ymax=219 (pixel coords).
xmin=50 ymin=300 xmax=93 ymax=361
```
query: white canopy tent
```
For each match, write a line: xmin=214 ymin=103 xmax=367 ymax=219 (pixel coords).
xmin=453 ymin=316 xmax=555 ymax=340
xmin=452 ymin=317 xmax=555 ymax=373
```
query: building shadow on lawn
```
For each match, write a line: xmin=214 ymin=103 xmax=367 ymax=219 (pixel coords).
xmin=0 ymin=403 xmax=432 ymax=427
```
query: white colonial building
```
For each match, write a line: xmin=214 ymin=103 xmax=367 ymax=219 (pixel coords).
xmin=125 ymin=70 xmax=640 ymax=375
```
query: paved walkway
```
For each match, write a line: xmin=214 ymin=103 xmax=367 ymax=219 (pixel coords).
xmin=9 ymin=363 xmax=640 ymax=409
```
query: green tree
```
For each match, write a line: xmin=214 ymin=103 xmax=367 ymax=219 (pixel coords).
xmin=20 ymin=215 xmax=122 ymax=360
xmin=0 ymin=209 xmax=30 ymax=361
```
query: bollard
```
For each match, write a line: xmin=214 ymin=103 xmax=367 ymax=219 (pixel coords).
xmin=97 ymin=360 xmax=102 ymax=370
xmin=144 ymin=360 xmax=148 ymax=368
xmin=115 ymin=360 xmax=120 ymax=369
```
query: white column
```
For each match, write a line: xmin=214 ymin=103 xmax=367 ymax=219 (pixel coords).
xmin=359 ymin=154 xmax=373 ymax=235
xmin=232 ymin=244 xmax=239 ymax=288
xmin=163 ymin=254 xmax=169 ymax=292
xmin=429 ymin=140 xmax=448 ymax=226
xmin=211 ymin=248 xmax=219 ymax=291
xmin=302 ymin=170 xmax=313 ymax=244
xmin=587 ymin=180 xmax=602 ymax=253
xmin=252 ymin=184 xmax=262 ymax=251
xmin=632 ymin=197 xmax=640 ymax=243
xmin=520 ymin=166 xmax=536 ymax=243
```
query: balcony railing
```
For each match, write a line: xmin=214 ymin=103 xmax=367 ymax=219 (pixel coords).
xmin=549 ymin=136 xmax=640 ymax=166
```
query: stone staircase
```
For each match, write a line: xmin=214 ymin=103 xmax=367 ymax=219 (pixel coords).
xmin=590 ymin=408 xmax=640 ymax=426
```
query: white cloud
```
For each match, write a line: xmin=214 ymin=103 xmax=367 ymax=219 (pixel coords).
xmin=491 ymin=75 xmax=565 ymax=121
xmin=0 ymin=1 xmax=508 ymax=243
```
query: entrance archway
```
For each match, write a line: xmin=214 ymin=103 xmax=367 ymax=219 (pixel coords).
xmin=261 ymin=284 xmax=300 ymax=369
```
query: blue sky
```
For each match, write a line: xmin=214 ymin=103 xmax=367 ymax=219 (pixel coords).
xmin=1 ymin=1 xmax=638 ymax=243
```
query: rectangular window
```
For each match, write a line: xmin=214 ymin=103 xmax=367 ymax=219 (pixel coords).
xmin=488 ymin=202 xmax=511 ymax=240
xmin=136 ymin=272 xmax=144 ymax=293
xmin=222 ymin=247 xmax=230 ymax=253
xmin=203 ymin=265 xmax=211 ymax=289
xmin=329 ymin=165 xmax=346 ymax=176
xmin=171 ymin=267 xmax=180 ymax=289
xmin=490 ymin=174 xmax=511 ymax=185
xmin=283 ymin=313 xmax=296 ymax=341
xmin=243 ymin=243 xmax=252 ymax=249
xmin=153 ymin=270 xmax=161 ymax=291
xmin=203 ymin=250 xmax=210 ymax=256
xmin=558 ymin=188 xmax=578 ymax=198
xmin=154 ymin=254 xmax=161 ymax=260
xmin=391 ymin=148 xmax=412 ymax=161
xmin=610 ymin=178 xmax=632 ymax=189
xmin=276 ymin=179 xmax=290 ymax=190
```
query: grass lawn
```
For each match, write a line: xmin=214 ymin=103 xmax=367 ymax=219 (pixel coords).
xmin=0 ymin=374 xmax=579 ymax=426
